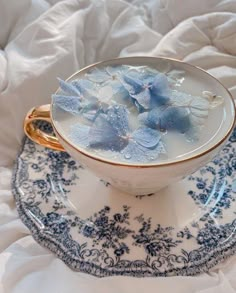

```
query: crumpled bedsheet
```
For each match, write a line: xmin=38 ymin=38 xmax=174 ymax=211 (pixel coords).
xmin=0 ymin=0 xmax=235 ymax=292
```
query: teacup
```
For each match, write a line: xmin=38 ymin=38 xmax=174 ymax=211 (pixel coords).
xmin=24 ymin=57 xmax=235 ymax=195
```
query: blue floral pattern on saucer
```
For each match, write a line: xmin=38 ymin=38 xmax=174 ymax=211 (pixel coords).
xmin=12 ymin=123 xmax=236 ymax=277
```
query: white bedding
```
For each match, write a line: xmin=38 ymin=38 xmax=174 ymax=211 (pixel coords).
xmin=0 ymin=0 xmax=236 ymax=292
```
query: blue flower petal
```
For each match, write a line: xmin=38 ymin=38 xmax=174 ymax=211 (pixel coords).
xmin=112 ymin=87 xmax=134 ymax=108
xmin=134 ymin=100 xmax=146 ymax=113
xmin=82 ymin=109 xmax=99 ymax=121
xmin=131 ymin=127 xmax=161 ymax=149
xmin=86 ymin=68 xmax=110 ymax=83
xmin=132 ymin=88 xmax=151 ymax=109
xmin=86 ymin=65 xmax=126 ymax=85
xmin=141 ymin=106 xmax=191 ymax=133
xmin=138 ymin=111 xmax=158 ymax=129
xmin=141 ymin=74 xmax=156 ymax=84
xmin=81 ymin=100 xmax=99 ymax=112
xmin=106 ymin=105 xmax=130 ymax=137
xmin=58 ymin=78 xmax=81 ymax=96
xmin=71 ymin=79 xmax=97 ymax=101
xmin=160 ymin=107 xmax=191 ymax=133
xmin=122 ymin=75 xmax=144 ymax=95
xmin=121 ymin=71 xmax=170 ymax=110
xmin=149 ymin=73 xmax=170 ymax=106
xmin=52 ymin=94 xmax=81 ymax=114
xmin=122 ymin=140 xmax=166 ymax=162
xmin=88 ymin=114 xmax=128 ymax=151
xmin=151 ymin=73 xmax=169 ymax=94
xmin=81 ymin=100 xmax=108 ymax=121
xmin=69 ymin=123 xmax=90 ymax=147
xmin=106 ymin=65 xmax=123 ymax=77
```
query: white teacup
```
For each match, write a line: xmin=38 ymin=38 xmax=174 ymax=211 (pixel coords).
xmin=24 ymin=57 xmax=235 ymax=195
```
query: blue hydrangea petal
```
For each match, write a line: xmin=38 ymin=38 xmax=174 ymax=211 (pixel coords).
xmin=122 ymin=140 xmax=166 ymax=162
xmin=190 ymin=97 xmax=209 ymax=117
xmin=141 ymin=74 xmax=156 ymax=85
xmin=131 ymin=127 xmax=161 ymax=149
xmin=151 ymin=73 xmax=169 ymax=94
xmin=122 ymin=75 xmax=144 ymax=95
xmin=82 ymin=110 xmax=98 ymax=121
xmin=149 ymin=73 xmax=170 ymax=106
xmin=134 ymin=100 xmax=146 ymax=113
xmin=171 ymin=91 xmax=210 ymax=127
xmin=140 ymin=106 xmax=191 ymax=133
xmin=52 ymin=94 xmax=81 ymax=114
xmin=121 ymin=72 xmax=171 ymax=110
xmin=86 ymin=68 xmax=109 ymax=83
xmin=160 ymin=107 xmax=191 ymax=133
xmin=58 ymin=78 xmax=81 ymax=96
xmin=106 ymin=65 xmax=123 ymax=78
xmin=138 ymin=110 xmax=159 ymax=129
xmin=138 ymin=111 xmax=148 ymax=124
xmin=86 ymin=65 xmax=126 ymax=84
xmin=80 ymin=97 xmax=99 ymax=110
xmin=88 ymin=114 xmax=128 ymax=151
xmin=71 ymin=79 xmax=97 ymax=101
xmin=149 ymin=93 xmax=170 ymax=108
xmin=112 ymin=87 xmax=134 ymax=108
xmin=69 ymin=123 xmax=90 ymax=147
xmin=106 ymin=105 xmax=130 ymax=137
xmin=81 ymin=100 xmax=108 ymax=121
xmin=132 ymin=88 xmax=151 ymax=109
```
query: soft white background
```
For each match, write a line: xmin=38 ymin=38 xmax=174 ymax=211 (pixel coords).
xmin=0 ymin=0 xmax=235 ymax=292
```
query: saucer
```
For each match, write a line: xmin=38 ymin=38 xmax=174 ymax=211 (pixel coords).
xmin=12 ymin=123 xmax=236 ymax=277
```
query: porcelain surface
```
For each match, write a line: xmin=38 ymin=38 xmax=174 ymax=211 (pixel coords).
xmin=51 ymin=57 xmax=235 ymax=194
xmin=13 ymin=123 xmax=236 ymax=277
xmin=24 ymin=57 xmax=235 ymax=195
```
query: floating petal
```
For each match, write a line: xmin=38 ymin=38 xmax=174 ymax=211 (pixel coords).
xmin=81 ymin=100 xmax=108 ymax=121
xmin=138 ymin=112 xmax=149 ymax=125
xmin=134 ymin=100 xmax=145 ymax=113
xmin=82 ymin=110 xmax=98 ymax=121
xmin=151 ymin=73 xmax=169 ymax=95
xmin=122 ymin=75 xmax=143 ymax=95
xmin=52 ymin=94 xmax=81 ymax=114
xmin=89 ymin=114 xmax=128 ymax=151
xmin=106 ymin=65 xmax=125 ymax=79
xmin=122 ymin=140 xmax=166 ymax=162
xmin=170 ymin=91 xmax=210 ymax=124
xmin=190 ymin=97 xmax=209 ymax=111
xmin=112 ymin=87 xmax=134 ymax=108
xmin=132 ymin=88 xmax=151 ymax=109
xmin=170 ymin=91 xmax=192 ymax=107
xmin=150 ymin=73 xmax=170 ymax=106
xmin=121 ymin=71 xmax=170 ymax=110
xmin=86 ymin=68 xmax=110 ymax=83
xmin=138 ymin=110 xmax=159 ymax=129
xmin=69 ymin=123 xmax=90 ymax=147
xmin=106 ymin=105 xmax=130 ymax=137
xmin=58 ymin=78 xmax=81 ymax=96
xmin=141 ymin=106 xmax=191 ymax=133
xmin=71 ymin=79 xmax=97 ymax=101
xmin=132 ymin=127 xmax=161 ymax=149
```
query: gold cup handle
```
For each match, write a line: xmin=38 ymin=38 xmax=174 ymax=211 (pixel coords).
xmin=24 ymin=104 xmax=65 ymax=151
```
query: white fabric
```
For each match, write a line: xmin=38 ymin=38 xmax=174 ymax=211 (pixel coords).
xmin=0 ymin=0 xmax=236 ymax=292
